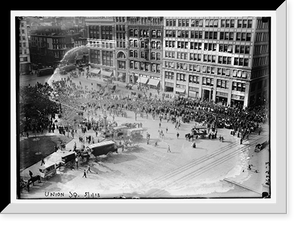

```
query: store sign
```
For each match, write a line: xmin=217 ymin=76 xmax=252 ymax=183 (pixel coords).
xmin=231 ymin=94 xmax=245 ymax=100
xmin=216 ymin=91 xmax=228 ymax=97
xmin=165 ymin=82 xmax=174 ymax=87
xmin=189 ymin=86 xmax=199 ymax=92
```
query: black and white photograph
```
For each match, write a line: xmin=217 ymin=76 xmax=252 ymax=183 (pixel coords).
xmin=16 ymin=13 xmax=272 ymax=200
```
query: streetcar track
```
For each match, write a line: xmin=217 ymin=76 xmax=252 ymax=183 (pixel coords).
xmin=148 ymin=138 xmax=266 ymax=197
xmin=144 ymin=136 xmax=266 ymax=196
xmin=145 ymin=136 xmax=263 ymax=186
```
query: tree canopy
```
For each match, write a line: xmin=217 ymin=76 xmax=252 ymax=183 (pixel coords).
xmin=19 ymin=82 xmax=60 ymax=131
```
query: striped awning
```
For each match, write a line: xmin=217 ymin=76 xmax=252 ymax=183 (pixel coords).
xmin=175 ymin=88 xmax=186 ymax=93
xmin=137 ymin=77 xmax=149 ymax=84
xmin=147 ymin=78 xmax=160 ymax=86
xmin=101 ymin=70 xmax=113 ymax=78
xmin=89 ymin=68 xmax=100 ymax=74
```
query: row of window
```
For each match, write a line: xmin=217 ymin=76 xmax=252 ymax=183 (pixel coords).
xmin=88 ymin=41 xmax=114 ymax=49
xmin=166 ymin=18 xmax=254 ymax=29
xmin=115 ymin=17 xmax=126 ymax=23
xmin=164 ymin=44 xmax=250 ymax=56
xmin=129 ymin=61 xmax=161 ymax=73
xmin=164 ymin=61 xmax=250 ymax=78
xmin=116 ymin=32 xmax=126 ymax=39
xmin=252 ymin=56 xmax=269 ymax=67
xmin=255 ymin=32 xmax=269 ymax=42
xmin=256 ymin=19 xmax=269 ymax=30
xmin=129 ymin=39 xmax=161 ymax=49
xmin=251 ymin=68 xmax=269 ymax=80
xmin=116 ymin=25 xmax=126 ymax=31
xmin=127 ymin=17 xmax=163 ymax=25
xmin=90 ymin=50 xmax=114 ymax=66
xmin=129 ymin=29 xmax=162 ymax=38
xmin=116 ymin=41 xmax=126 ymax=48
xmin=163 ymin=30 xmax=252 ymax=41
xmin=168 ymin=73 xmax=246 ymax=92
xmin=165 ymin=35 xmax=252 ymax=49
xmin=254 ymin=44 xmax=269 ymax=55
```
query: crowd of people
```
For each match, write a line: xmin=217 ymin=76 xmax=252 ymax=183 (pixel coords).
xmin=21 ymin=67 xmax=268 ymax=145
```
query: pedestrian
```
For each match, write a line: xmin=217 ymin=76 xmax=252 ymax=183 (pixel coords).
xmin=87 ymin=165 xmax=92 ymax=173
xmin=192 ymin=142 xmax=196 ymax=148
xmin=82 ymin=169 xmax=87 ymax=178
xmin=258 ymin=127 xmax=262 ymax=135
xmin=166 ymin=127 xmax=168 ymax=133
xmin=29 ymin=170 xmax=33 ymax=179
xmin=177 ymin=132 xmax=179 ymax=139
xmin=167 ymin=145 xmax=171 ymax=153
xmin=240 ymin=138 xmax=243 ymax=144
xmin=75 ymin=157 xmax=79 ymax=169
xmin=159 ymin=122 xmax=161 ymax=128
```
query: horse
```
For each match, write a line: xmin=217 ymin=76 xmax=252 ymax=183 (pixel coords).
xmin=27 ymin=175 xmax=42 ymax=186
xmin=185 ymin=133 xmax=193 ymax=141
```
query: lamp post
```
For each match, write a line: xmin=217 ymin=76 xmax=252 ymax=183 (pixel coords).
xmin=103 ymin=110 xmax=108 ymax=133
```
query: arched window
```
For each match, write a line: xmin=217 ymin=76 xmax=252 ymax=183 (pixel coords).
xmin=117 ymin=51 xmax=126 ymax=59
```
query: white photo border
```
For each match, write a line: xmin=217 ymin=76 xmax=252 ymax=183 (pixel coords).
xmin=6 ymin=3 xmax=287 ymax=213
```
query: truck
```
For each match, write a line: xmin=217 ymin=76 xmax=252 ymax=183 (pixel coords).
xmin=87 ymin=140 xmax=118 ymax=157
xmin=37 ymin=67 xmax=54 ymax=77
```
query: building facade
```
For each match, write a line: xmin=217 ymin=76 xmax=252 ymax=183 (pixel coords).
xmin=85 ymin=17 xmax=116 ymax=79
xmin=19 ymin=18 xmax=31 ymax=74
xmin=29 ymin=26 xmax=77 ymax=68
xmin=162 ymin=17 xmax=269 ymax=108
xmin=114 ymin=16 xmax=128 ymax=83
xmin=127 ymin=17 xmax=164 ymax=89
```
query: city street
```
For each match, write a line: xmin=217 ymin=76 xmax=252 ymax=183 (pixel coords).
xmin=20 ymin=72 xmax=269 ymax=198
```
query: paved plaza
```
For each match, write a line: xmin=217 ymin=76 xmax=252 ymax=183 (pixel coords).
xmin=19 ymin=71 xmax=270 ymax=199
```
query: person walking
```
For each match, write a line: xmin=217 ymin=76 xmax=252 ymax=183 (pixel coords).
xmin=75 ymin=157 xmax=79 ymax=169
xmin=167 ymin=145 xmax=171 ymax=153
xmin=166 ymin=127 xmax=168 ymax=133
xmin=177 ymin=132 xmax=179 ymax=139
xmin=87 ymin=165 xmax=92 ymax=173
xmin=258 ymin=127 xmax=262 ymax=135
xmin=82 ymin=169 xmax=87 ymax=178
xmin=41 ymin=158 xmax=45 ymax=166
xmin=29 ymin=170 xmax=33 ymax=179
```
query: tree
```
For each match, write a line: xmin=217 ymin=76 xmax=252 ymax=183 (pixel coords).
xmin=19 ymin=84 xmax=60 ymax=132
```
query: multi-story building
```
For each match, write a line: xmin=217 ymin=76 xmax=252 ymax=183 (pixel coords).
xmin=114 ymin=16 xmax=128 ymax=83
xmin=162 ymin=17 xmax=269 ymax=108
xmin=85 ymin=17 xmax=116 ymax=79
xmin=19 ymin=18 xmax=31 ymax=74
xmin=29 ymin=26 xmax=77 ymax=68
xmin=127 ymin=17 xmax=164 ymax=89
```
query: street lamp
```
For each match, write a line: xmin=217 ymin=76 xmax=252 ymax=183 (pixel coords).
xmin=103 ymin=110 xmax=108 ymax=133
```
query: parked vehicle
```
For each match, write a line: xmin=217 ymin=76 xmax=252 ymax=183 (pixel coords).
xmin=37 ymin=67 xmax=54 ymax=77
xmin=38 ymin=161 xmax=57 ymax=179
xmin=87 ymin=140 xmax=118 ymax=157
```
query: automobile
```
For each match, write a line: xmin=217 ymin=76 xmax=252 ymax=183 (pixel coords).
xmin=38 ymin=161 xmax=57 ymax=180
xmin=87 ymin=140 xmax=118 ymax=157
xmin=61 ymin=151 xmax=76 ymax=164
xmin=37 ymin=67 xmax=54 ymax=77
xmin=125 ymin=83 xmax=133 ymax=90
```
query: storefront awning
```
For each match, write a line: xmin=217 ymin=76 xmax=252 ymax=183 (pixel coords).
xmin=118 ymin=73 xmax=126 ymax=78
xmin=137 ymin=77 xmax=149 ymax=84
xmin=89 ymin=68 xmax=100 ymax=74
xmin=175 ymin=88 xmax=186 ymax=93
xmin=101 ymin=70 xmax=113 ymax=78
xmin=147 ymin=78 xmax=160 ymax=86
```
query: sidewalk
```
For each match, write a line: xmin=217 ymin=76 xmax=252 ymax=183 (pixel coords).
xmin=225 ymin=122 xmax=270 ymax=195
